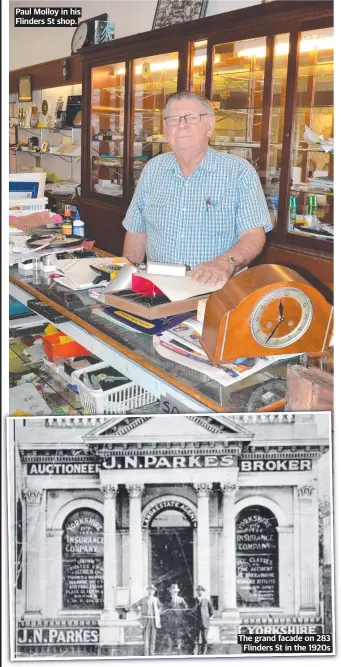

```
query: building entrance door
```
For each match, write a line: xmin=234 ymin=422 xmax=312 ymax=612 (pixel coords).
xmin=149 ymin=509 xmax=195 ymax=655
xmin=149 ymin=509 xmax=194 ymax=604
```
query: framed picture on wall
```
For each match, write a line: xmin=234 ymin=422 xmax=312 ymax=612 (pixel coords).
xmin=152 ymin=0 xmax=208 ymax=30
xmin=18 ymin=75 xmax=32 ymax=102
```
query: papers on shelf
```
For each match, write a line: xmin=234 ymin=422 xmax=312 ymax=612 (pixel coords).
xmin=153 ymin=330 xmax=297 ymax=387
xmin=304 ymin=125 xmax=334 ymax=153
xmin=307 ymin=177 xmax=333 ymax=191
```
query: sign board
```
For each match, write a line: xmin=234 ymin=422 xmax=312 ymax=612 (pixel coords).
xmin=143 ymin=499 xmax=197 ymax=528
xmin=239 ymin=624 xmax=324 ymax=635
xmin=62 ymin=510 xmax=104 ymax=610
xmin=28 ymin=454 xmax=236 ymax=474
xmin=236 ymin=507 xmax=279 ymax=607
xmin=17 ymin=627 xmax=99 ymax=645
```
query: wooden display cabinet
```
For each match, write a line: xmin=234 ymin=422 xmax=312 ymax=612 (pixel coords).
xmin=79 ymin=0 xmax=333 ymax=290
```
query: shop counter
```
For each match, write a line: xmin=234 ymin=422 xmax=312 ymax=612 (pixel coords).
xmin=9 ymin=264 xmax=302 ymax=413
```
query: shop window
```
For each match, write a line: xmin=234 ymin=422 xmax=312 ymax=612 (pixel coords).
xmin=62 ymin=508 xmax=104 ymax=610
xmin=236 ymin=505 xmax=279 ymax=608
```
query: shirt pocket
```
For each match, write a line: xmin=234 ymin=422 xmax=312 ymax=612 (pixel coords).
xmin=144 ymin=190 xmax=172 ymax=211
xmin=201 ymin=196 xmax=235 ymax=234
xmin=143 ymin=190 xmax=174 ymax=234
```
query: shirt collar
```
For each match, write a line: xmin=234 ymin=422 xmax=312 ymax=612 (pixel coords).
xmin=166 ymin=147 xmax=217 ymax=175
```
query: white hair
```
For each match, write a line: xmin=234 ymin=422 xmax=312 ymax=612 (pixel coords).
xmin=163 ymin=91 xmax=214 ymax=117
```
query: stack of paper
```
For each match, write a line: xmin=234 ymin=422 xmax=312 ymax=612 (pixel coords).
xmin=153 ymin=326 xmax=297 ymax=387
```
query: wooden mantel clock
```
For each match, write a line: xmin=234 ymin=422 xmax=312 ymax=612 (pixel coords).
xmin=200 ymin=265 xmax=333 ymax=362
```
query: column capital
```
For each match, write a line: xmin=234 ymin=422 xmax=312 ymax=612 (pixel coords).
xmin=297 ymin=484 xmax=316 ymax=499
xmin=220 ymin=482 xmax=238 ymax=497
xmin=23 ymin=489 xmax=43 ymax=505
xmin=127 ymin=484 xmax=144 ymax=498
xmin=193 ymin=483 xmax=212 ymax=498
xmin=101 ymin=484 xmax=118 ymax=500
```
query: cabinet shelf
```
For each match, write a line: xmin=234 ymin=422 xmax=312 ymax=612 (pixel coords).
xmin=82 ymin=2 xmax=333 ymax=265
xmin=11 ymin=149 xmax=81 ymax=160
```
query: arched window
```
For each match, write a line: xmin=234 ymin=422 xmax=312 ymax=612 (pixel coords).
xmin=62 ymin=508 xmax=104 ymax=610
xmin=236 ymin=505 xmax=279 ymax=608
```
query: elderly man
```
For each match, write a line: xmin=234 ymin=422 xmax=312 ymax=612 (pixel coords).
xmin=123 ymin=90 xmax=271 ymax=285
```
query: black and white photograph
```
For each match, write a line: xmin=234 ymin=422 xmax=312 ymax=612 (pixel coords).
xmin=7 ymin=413 xmax=334 ymax=658
xmin=94 ymin=21 xmax=115 ymax=46
xmin=152 ymin=1 xmax=208 ymax=30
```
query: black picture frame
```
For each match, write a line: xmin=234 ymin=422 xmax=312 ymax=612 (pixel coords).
xmin=152 ymin=0 xmax=208 ymax=30
xmin=18 ymin=75 xmax=32 ymax=102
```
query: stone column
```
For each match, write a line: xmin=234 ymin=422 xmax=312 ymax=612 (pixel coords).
xmin=220 ymin=483 xmax=238 ymax=616
xmin=297 ymin=484 xmax=319 ymax=614
xmin=101 ymin=484 xmax=119 ymax=619
xmin=127 ymin=484 xmax=144 ymax=607
xmin=23 ymin=489 xmax=43 ymax=617
xmin=277 ymin=525 xmax=295 ymax=613
xmin=45 ymin=528 xmax=64 ymax=616
xmin=194 ymin=483 xmax=212 ymax=595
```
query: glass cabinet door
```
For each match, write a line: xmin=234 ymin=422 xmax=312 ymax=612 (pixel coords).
xmin=265 ymin=33 xmax=290 ymax=228
xmin=190 ymin=40 xmax=208 ymax=96
xmin=289 ymin=27 xmax=334 ymax=244
xmin=131 ymin=51 xmax=179 ymax=188
xmin=91 ymin=62 xmax=126 ymax=198
xmin=210 ymin=37 xmax=266 ymax=166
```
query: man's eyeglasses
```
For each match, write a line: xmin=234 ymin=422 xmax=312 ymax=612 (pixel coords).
xmin=164 ymin=112 xmax=211 ymax=126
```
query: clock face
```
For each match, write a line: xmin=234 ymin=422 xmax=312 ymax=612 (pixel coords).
xmin=71 ymin=22 xmax=88 ymax=52
xmin=250 ymin=287 xmax=314 ymax=348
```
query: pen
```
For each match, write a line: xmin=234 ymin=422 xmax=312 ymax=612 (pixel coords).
xmin=206 ymin=198 xmax=211 ymax=212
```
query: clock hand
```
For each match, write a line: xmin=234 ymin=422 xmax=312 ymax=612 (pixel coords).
xmin=279 ymin=300 xmax=284 ymax=319
xmin=265 ymin=317 xmax=284 ymax=343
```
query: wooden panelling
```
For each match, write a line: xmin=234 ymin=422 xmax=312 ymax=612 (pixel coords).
xmin=78 ymin=197 xmax=127 ymax=255
xmin=81 ymin=1 xmax=332 ymax=62
xmin=254 ymin=242 xmax=333 ymax=300
xmin=9 ymin=54 xmax=82 ymax=93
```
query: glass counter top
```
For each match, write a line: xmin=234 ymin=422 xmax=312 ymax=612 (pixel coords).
xmin=9 ymin=263 xmax=303 ymax=413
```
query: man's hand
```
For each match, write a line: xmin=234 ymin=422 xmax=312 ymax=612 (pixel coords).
xmin=189 ymin=258 xmax=234 ymax=285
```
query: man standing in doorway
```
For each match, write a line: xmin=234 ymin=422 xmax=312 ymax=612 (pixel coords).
xmin=135 ymin=584 xmax=162 ymax=656
xmin=193 ymin=584 xmax=213 ymax=655
xmin=167 ymin=583 xmax=188 ymax=654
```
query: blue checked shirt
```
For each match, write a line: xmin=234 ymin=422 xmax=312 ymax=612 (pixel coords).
xmin=122 ymin=147 xmax=272 ymax=267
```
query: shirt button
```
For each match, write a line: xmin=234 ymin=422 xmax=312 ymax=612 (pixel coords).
xmin=182 ymin=208 xmax=186 ymax=213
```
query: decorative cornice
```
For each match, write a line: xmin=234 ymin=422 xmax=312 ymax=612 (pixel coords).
xmin=46 ymin=417 xmax=107 ymax=428
xmin=231 ymin=414 xmax=295 ymax=425
xmin=193 ymin=483 xmax=212 ymax=498
xmin=101 ymin=484 xmax=118 ymax=500
xmin=297 ymin=484 xmax=316 ymax=499
xmin=188 ymin=415 xmax=253 ymax=437
xmin=127 ymin=484 xmax=144 ymax=498
xmin=220 ymin=483 xmax=238 ymax=497
xmin=23 ymin=489 xmax=43 ymax=505
xmin=84 ymin=417 xmax=151 ymax=441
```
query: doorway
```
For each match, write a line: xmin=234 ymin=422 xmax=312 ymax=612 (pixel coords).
xmin=149 ymin=509 xmax=194 ymax=604
xmin=149 ymin=509 xmax=195 ymax=655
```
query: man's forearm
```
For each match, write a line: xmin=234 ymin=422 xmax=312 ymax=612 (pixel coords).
xmin=219 ymin=227 xmax=266 ymax=270
xmin=123 ymin=231 xmax=147 ymax=263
